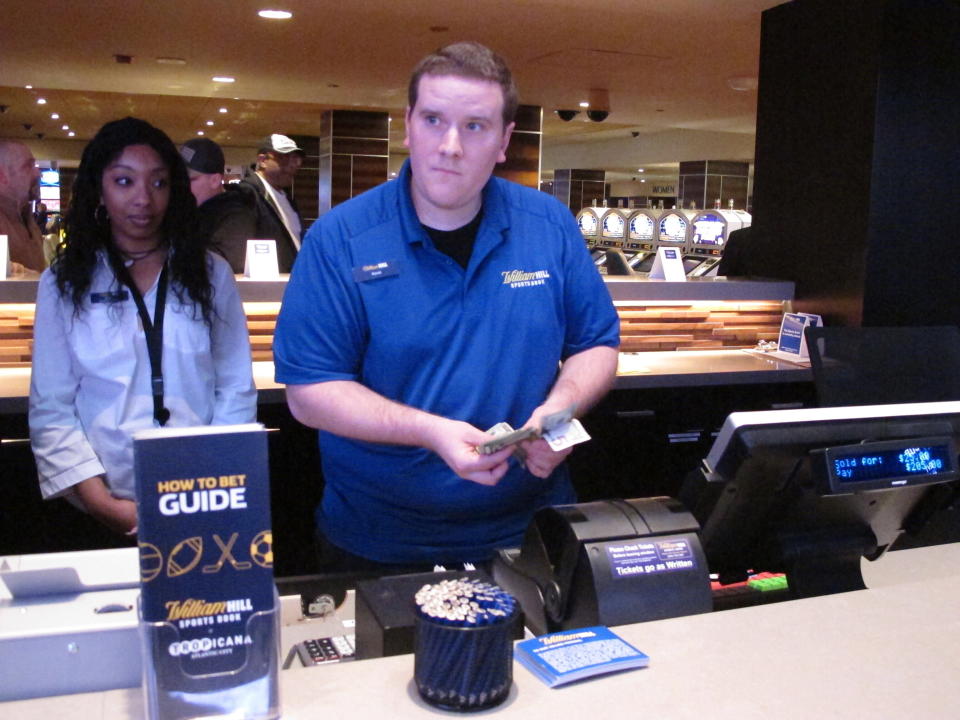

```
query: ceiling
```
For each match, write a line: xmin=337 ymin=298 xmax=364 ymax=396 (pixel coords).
xmin=0 ymin=0 xmax=781 ymax=184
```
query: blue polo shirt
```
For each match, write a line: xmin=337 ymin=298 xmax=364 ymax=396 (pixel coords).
xmin=274 ymin=160 xmax=620 ymax=563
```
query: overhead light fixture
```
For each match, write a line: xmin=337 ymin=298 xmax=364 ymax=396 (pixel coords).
xmin=61 ymin=125 xmax=69 ymax=130
xmin=212 ymin=76 xmax=235 ymax=83
xmin=197 ymin=131 xmax=205 ymax=136
xmin=37 ymin=98 xmax=47 ymax=105
xmin=68 ymin=131 xmax=75 ymax=137
xmin=25 ymin=85 xmax=33 ymax=89
xmin=206 ymin=121 xmax=214 ymax=126
xmin=219 ymin=107 xmax=228 ymax=113
xmin=51 ymin=113 xmax=60 ymax=119
xmin=579 ymin=101 xmax=590 ymax=108
xmin=156 ymin=57 xmax=187 ymax=65
xmin=638 ymin=169 xmax=645 ymax=173
xmin=258 ymin=9 xmax=293 ymax=19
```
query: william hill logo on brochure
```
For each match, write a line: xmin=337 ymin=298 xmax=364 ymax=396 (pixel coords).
xmin=133 ymin=423 xmax=273 ymax=676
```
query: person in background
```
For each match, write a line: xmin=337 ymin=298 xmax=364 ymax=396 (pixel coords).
xmin=238 ymin=134 xmax=305 ymax=273
xmin=273 ymin=42 xmax=620 ymax=572
xmin=0 ymin=140 xmax=45 ymax=272
xmin=180 ymin=137 xmax=257 ymax=273
xmin=34 ymin=201 xmax=49 ymax=233
xmin=29 ymin=117 xmax=257 ymax=537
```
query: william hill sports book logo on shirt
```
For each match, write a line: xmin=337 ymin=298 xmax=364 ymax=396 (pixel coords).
xmin=501 ymin=268 xmax=551 ymax=288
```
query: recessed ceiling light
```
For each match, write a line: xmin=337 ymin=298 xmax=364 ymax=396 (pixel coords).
xmin=579 ymin=102 xmax=589 ymax=108
xmin=51 ymin=113 xmax=60 ymax=119
xmin=61 ymin=125 xmax=69 ymax=130
xmin=219 ymin=107 xmax=228 ymax=113
xmin=25 ymin=85 xmax=33 ymax=89
xmin=637 ymin=169 xmax=645 ymax=173
xmin=206 ymin=120 xmax=214 ymax=126
xmin=212 ymin=76 xmax=235 ymax=83
xmin=37 ymin=98 xmax=47 ymax=105
xmin=68 ymin=131 xmax=75 ymax=137
xmin=259 ymin=9 xmax=293 ymax=19
xmin=640 ymin=179 xmax=646 ymax=183
xmin=197 ymin=130 xmax=205 ymax=136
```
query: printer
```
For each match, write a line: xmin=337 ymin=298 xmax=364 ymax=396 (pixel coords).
xmin=493 ymin=498 xmax=712 ymax=636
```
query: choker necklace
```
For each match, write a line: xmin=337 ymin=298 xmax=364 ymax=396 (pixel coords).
xmin=120 ymin=244 xmax=163 ymax=267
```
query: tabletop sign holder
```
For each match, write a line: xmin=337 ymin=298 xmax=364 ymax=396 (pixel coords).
xmin=244 ymin=239 xmax=280 ymax=279
xmin=772 ymin=312 xmax=823 ymax=361
xmin=0 ymin=235 xmax=8 ymax=279
xmin=133 ymin=423 xmax=280 ymax=720
xmin=647 ymin=246 xmax=687 ymax=281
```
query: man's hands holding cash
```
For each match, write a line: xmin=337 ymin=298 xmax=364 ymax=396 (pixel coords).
xmin=474 ymin=403 xmax=591 ymax=481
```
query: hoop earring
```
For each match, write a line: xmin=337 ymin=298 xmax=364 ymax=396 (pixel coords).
xmin=95 ymin=204 xmax=110 ymax=226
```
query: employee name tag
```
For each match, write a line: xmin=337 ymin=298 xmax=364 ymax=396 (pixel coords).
xmin=353 ymin=260 xmax=400 ymax=283
xmin=90 ymin=289 xmax=130 ymax=304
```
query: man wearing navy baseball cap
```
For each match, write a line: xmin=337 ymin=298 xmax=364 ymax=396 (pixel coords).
xmin=180 ymin=137 xmax=257 ymax=273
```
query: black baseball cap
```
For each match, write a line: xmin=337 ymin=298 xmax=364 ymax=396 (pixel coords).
xmin=180 ymin=138 xmax=225 ymax=175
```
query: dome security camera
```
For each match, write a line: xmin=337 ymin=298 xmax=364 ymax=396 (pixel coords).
xmin=586 ymin=109 xmax=609 ymax=122
xmin=555 ymin=109 xmax=580 ymax=122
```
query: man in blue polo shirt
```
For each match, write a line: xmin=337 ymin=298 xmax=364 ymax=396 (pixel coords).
xmin=273 ymin=41 xmax=620 ymax=569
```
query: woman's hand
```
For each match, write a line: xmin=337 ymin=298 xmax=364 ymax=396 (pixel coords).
xmin=74 ymin=476 xmax=138 ymax=535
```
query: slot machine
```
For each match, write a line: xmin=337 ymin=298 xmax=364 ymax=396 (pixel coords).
xmin=635 ymin=208 xmax=703 ymax=275
xmin=593 ymin=208 xmax=629 ymax=270
xmin=688 ymin=209 xmax=752 ymax=277
xmin=623 ymin=208 xmax=660 ymax=271
xmin=575 ymin=206 xmax=605 ymax=261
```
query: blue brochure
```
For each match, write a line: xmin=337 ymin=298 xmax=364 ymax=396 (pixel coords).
xmin=515 ymin=626 xmax=650 ymax=687
xmin=133 ymin=423 xmax=274 ymax=677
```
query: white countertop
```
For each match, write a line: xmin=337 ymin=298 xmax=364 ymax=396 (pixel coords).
xmin=3 ymin=542 xmax=959 ymax=719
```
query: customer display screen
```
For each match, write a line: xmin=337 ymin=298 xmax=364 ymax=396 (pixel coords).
xmin=823 ymin=437 xmax=958 ymax=492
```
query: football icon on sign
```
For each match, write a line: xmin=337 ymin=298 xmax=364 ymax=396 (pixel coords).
xmin=167 ymin=536 xmax=203 ymax=577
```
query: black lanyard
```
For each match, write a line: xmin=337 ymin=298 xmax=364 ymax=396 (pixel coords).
xmin=115 ymin=260 xmax=171 ymax=426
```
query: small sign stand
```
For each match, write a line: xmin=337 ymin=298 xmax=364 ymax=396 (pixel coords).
xmin=647 ymin=246 xmax=687 ymax=281
xmin=243 ymin=239 xmax=280 ymax=279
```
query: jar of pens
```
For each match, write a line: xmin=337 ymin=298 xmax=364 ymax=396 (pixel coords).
xmin=413 ymin=578 xmax=519 ymax=711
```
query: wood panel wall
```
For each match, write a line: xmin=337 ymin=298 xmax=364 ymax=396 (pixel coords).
xmin=1 ymin=299 xmax=786 ymax=368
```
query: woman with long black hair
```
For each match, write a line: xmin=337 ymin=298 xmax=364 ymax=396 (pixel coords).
xmin=29 ymin=117 xmax=256 ymax=536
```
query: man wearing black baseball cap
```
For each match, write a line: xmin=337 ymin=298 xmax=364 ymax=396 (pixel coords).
xmin=180 ymin=137 xmax=257 ymax=273
xmin=238 ymin=133 xmax=306 ymax=273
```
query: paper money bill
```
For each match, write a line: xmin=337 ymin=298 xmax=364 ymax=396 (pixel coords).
xmin=542 ymin=417 xmax=591 ymax=452
xmin=478 ymin=424 xmax=537 ymax=455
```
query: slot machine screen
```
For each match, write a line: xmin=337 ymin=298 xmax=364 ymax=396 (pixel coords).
xmin=693 ymin=214 xmax=725 ymax=246
xmin=628 ymin=214 xmax=655 ymax=242
xmin=658 ymin=213 xmax=688 ymax=244
xmin=600 ymin=212 xmax=625 ymax=245
xmin=577 ymin=211 xmax=599 ymax=237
